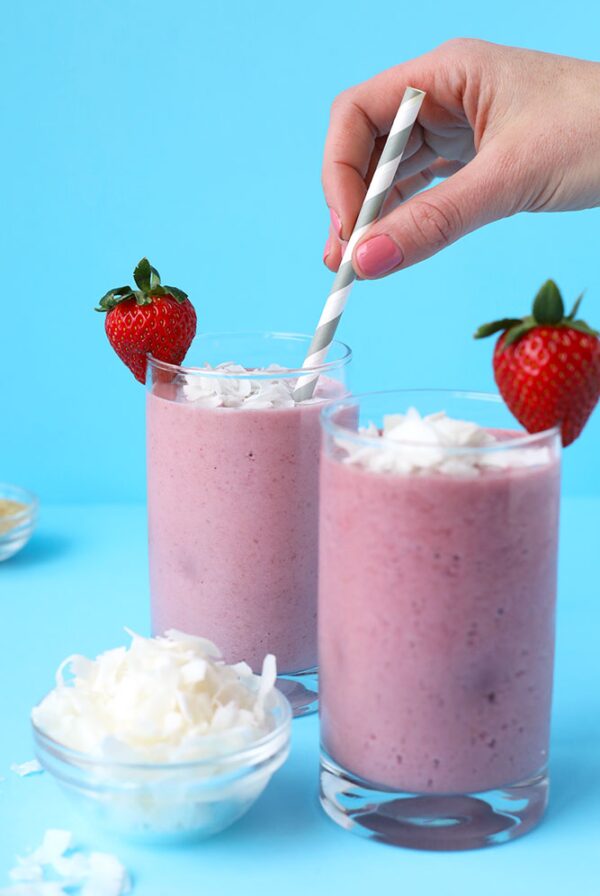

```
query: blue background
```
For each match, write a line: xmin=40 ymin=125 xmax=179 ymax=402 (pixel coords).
xmin=1 ymin=0 xmax=599 ymax=501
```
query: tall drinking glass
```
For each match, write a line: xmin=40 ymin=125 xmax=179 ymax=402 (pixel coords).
xmin=319 ymin=390 xmax=561 ymax=848
xmin=146 ymin=332 xmax=351 ymax=717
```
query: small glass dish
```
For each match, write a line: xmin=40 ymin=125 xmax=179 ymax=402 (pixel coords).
xmin=32 ymin=688 xmax=292 ymax=843
xmin=0 ymin=483 xmax=38 ymax=562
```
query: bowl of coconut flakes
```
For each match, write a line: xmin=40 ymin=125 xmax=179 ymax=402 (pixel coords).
xmin=31 ymin=629 xmax=292 ymax=843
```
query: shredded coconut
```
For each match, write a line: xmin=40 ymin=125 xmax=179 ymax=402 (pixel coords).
xmin=30 ymin=831 xmax=73 ymax=867
xmin=337 ymin=408 xmax=551 ymax=475
xmin=181 ymin=362 xmax=327 ymax=408
xmin=1 ymin=831 xmax=130 ymax=896
xmin=32 ymin=630 xmax=278 ymax=764
xmin=10 ymin=761 xmax=43 ymax=778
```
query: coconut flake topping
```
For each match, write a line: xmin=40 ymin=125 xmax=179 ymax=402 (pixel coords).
xmin=337 ymin=408 xmax=551 ymax=475
xmin=182 ymin=362 xmax=328 ymax=408
xmin=31 ymin=630 xmax=278 ymax=764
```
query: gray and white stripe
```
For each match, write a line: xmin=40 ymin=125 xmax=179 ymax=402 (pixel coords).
xmin=293 ymin=86 xmax=426 ymax=402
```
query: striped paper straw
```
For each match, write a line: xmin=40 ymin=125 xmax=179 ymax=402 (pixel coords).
xmin=293 ymin=86 xmax=426 ymax=402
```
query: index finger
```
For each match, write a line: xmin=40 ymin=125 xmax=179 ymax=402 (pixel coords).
xmin=321 ymin=50 xmax=457 ymax=238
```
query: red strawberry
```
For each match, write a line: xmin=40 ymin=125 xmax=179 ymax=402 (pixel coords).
xmin=475 ymin=280 xmax=600 ymax=446
xmin=96 ymin=258 xmax=197 ymax=383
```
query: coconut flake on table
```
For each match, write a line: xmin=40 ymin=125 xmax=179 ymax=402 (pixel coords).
xmin=10 ymin=760 xmax=43 ymax=778
xmin=336 ymin=408 xmax=551 ymax=475
xmin=181 ymin=362 xmax=322 ymax=408
xmin=31 ymin=629 xmax=278 ymax=764
xmin=2 ymin=830 xmax=130 ymax=896
xmin=79 ymin=853 xmax=131 ymax=896
xmin=30 ymin=831 xmax=73 ymax=867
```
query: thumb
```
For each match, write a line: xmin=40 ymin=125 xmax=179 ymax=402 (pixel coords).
xmin=352 ymin=150 xmax=519 ymax=278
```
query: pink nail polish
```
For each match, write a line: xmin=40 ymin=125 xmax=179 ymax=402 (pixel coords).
xmin=329 ymin=208 xmax=343 ymax=238
xmin=355 ymin=235 xmax=403 ymax=277
xmin=323 ymin=236 xmax=332 ymax=263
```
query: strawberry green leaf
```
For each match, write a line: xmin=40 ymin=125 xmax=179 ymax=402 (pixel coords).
xmin=95 ymin=259 xmax=188 ymax=313
xmin=567 ymin=320 xmax=600 ymax=338
xmin=503 ymin=321 xmax=536 ymax=347
xmin=532 ymin=280 xmax=564 ymax=324
xmin=566 ymin=291 xmax=585 ymax=320
xmin=95 ymin=292 xmax=115 ymax=312
xmin=133 ymin=258 xmax=152 ymax=294
xmin=150 ymin=265 xmax=162 ymax=290
xmin=95 ymin=287 xmax=134 ymax=312
xmin=97 ymin=290 xmax=117 ymax=307
xmin=164 ymin=285 xmax=188 ymax=303
xmin=474 ymin=318 xmax=522 ymax=339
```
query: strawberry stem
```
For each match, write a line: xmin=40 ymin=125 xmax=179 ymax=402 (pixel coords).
xmin=95 ymin=258 xmax=188 ymax=312
xmin=474 ymin=279 xmax=598 ymax=347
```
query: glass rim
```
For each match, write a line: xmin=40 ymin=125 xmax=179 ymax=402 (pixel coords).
xmin=320 ymin=389 xmax=561 ymax=454
xmin=31 ymin=686 xmax=292 ymax=773
xmin=147 ymin=331 xmax=352 ymax=379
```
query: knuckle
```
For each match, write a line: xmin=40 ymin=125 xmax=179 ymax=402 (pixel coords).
xmin=329 ymin=87 xmax=355 ymax=118
xmin=438 ymin=36 xmax=484 ymax=58
xmin=407 ymin=197 xmax=462 ymax=249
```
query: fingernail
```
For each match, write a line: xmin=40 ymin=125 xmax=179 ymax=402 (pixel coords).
xmin=329 ymin=208 xmax=343 ymax=238
xmin=323 ymin=236 xmax=332 ymax=263
xmin=355 ymin=235 xmax=403 ymax=277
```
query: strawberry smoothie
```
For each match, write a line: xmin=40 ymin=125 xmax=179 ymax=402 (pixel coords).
xmin=146 ymin=335 xmax=350 ymax=704
xmin=319 ymin=397 xmax=561 ymax=825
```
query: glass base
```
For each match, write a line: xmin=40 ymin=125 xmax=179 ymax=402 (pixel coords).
xmin=320 ymin=752 xmax=548 ymax=850
xmin=276 ymin=668 xmax=318 ymax=718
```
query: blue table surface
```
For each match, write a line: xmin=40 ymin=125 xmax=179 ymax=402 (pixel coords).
xmin=1 ymin=501 xmax=599 ymax=895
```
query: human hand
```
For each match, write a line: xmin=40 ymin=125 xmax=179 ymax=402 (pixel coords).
xmin=322 ymin=39 xmax=600 ymax=278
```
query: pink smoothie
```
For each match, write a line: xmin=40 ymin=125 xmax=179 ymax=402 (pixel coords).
xmin=147 ymin=379 xmax=343 ymax=674
xmin=319 ymin=451 xmax=560 ymax=794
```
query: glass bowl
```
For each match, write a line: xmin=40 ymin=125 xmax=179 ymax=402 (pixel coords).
xmin=32 ymin=688 xmax=292 ymax=843
xmin=0 ymin=483 xmax=38 ymax=561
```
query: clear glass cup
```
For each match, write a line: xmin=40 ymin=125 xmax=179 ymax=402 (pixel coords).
xmin=146 ymin=332 xmax=352 ymax=717
xmin=318 ymin=390 xmax=561 ymax=849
